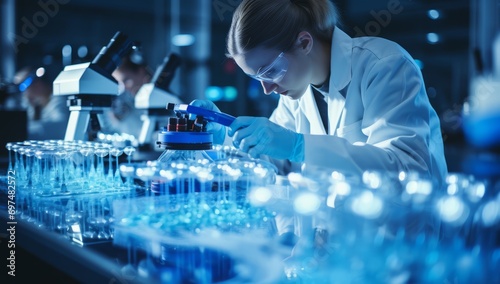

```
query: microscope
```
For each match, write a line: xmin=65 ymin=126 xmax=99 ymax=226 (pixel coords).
xmin=53 ymin=31 xmax=134 ymax=141
xmin=135 ymin=53 xmax=183 ymax=150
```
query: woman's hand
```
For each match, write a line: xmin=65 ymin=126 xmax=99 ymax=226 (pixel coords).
xmin=229 ymin=116 xmax=304 ymax=162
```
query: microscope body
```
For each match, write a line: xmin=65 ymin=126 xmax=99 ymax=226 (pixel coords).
xmin=53 ymin=62 xmax=116 ymax=95
xmin=52 ymin=31 xmax=134 ymax=141
xmin=53 ymin=62 xmax=119 ymax=141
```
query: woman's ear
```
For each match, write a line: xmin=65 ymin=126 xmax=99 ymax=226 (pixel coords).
xmin=295 ymin=31 xmax=314 ymax=55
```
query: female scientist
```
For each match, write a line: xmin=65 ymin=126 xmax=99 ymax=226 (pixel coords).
xmin=193 ymin=0 xmax=448 ymax=184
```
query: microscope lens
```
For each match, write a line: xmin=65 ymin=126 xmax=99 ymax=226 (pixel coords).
xmin=91 ymin=31 xmax=134 ymax=74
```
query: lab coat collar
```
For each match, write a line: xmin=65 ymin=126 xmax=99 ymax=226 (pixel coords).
xmin=298 ymin=85 xmax=346 ymax=135
xmin=300 ymin=87 xmax=326 ymax=134
xmin=297 ymin=28 xmax=352 ymax=135
xmin=298 ymin=28 xmax=352 ymax=135
xmin=329 ymin=27 xmax=352 ymax=93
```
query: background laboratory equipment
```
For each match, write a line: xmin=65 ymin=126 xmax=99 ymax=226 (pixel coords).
xmin=0 ymin=78 xmax=28 ymax=159
xmin=52 ymin=31 xmax=135 ymax=141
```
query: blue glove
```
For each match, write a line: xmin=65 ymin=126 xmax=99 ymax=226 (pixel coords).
xmin=228 ymin=117 xmax=304 ymax=162
xmin=189 ymin=99 xmax=226 ymax=145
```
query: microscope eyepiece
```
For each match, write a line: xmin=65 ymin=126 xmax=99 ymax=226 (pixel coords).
xmin=152 ymin=53 xmax=182 ymax=92
xmin=91 ymin=31 xmax=134 ymax=75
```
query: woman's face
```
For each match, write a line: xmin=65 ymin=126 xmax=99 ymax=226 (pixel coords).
xmin=112 ymin=67 xmax=149 ymax=96
xmin=233 ymin=46 xmax=312 ymax=100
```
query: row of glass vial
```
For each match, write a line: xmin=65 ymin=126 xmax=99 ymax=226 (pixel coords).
xmin=5 ymin=139 xmax=137 ymax=196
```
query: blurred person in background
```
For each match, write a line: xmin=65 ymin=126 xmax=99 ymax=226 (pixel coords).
xmin=14 ymin=66 xmax=70 ymax=140
xmin=102 ymin=54 xmax=152 ymax=139
xmin=104 ymin=53 xmax=185 ymax=142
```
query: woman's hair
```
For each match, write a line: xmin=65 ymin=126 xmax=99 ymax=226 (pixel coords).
xmin=226 ymin=0 xmax=340 ymax=57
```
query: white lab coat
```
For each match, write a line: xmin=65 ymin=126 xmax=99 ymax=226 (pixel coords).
xmin=270 ymin=28 xmax=448 ymax=185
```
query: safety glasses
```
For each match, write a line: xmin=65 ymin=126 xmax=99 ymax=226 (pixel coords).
xmin=249 ymin=52 xmax=288 ymax=83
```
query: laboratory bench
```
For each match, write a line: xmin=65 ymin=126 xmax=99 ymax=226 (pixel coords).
xmin=1 ymin=140 xmax=499 ymax=283
xmin=0 ymin=209 xmax=125 ymax=283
